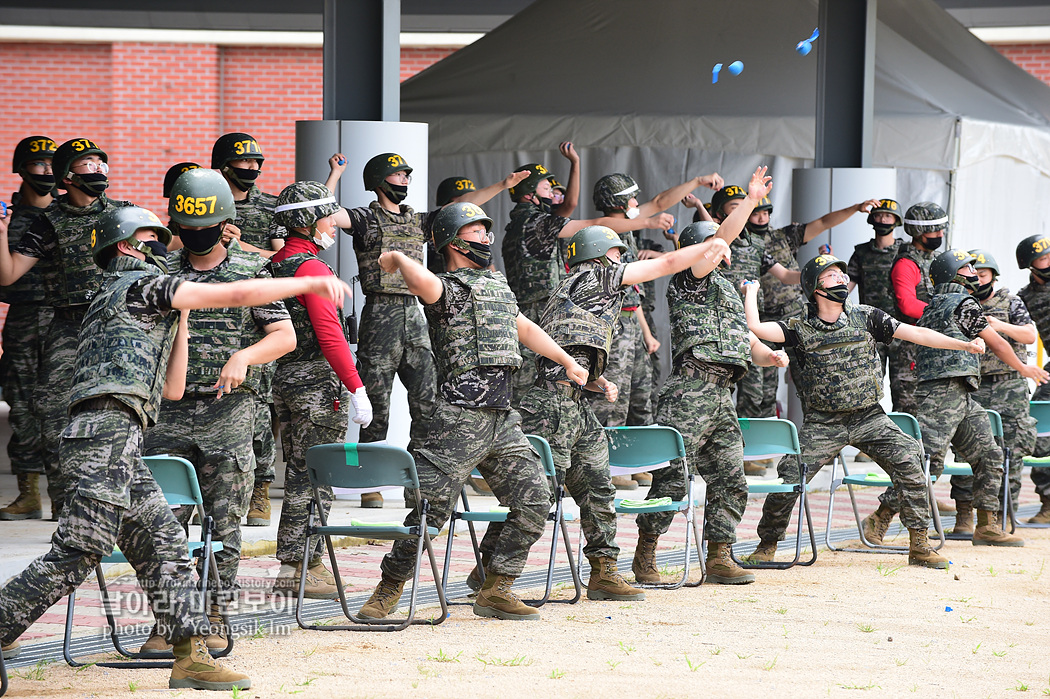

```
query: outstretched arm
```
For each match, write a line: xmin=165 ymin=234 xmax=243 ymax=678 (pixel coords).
xmin=743 ymin=281 xmax=786 ymax=343
xmin=377 ymin=250 xmax=444 ymax=304
xmin=715 ymin=166 xmax=772 ymax=246
xmin=622 ymin=237 xmax=731 ymax=287
xmin=986 ymin=316 xmax=1037 ymax=345
xmin=979 ymin=326 xmax=1049 ymax=383
xmin=460 ymin=170 xmax=531 ymax=207
xmin=553 ymin=142 xmax=581 ymax=216
xmin=750 ymin=331 xmax=789 ymax=368
xmin=768 ymin=263 xmax=801 ymax=285
xmin=163 ymin=310 xmax=190 ymax=401
xmin=893 ymin=323 xmax=983 ymax=353
xmin=172 ymin=274 xmax=352 ymax=312
xmin=803 ymin=199 xmax=881 ymax=243
xmin=516 ymin=313 xmax=589 ymax=386
xmin=638 ymin=173 xmax=724 ymax=218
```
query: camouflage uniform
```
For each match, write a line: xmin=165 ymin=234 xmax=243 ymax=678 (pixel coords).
xmin=501 ymin=201 xmax=572 ymax=405
xmin=519 ymin=261 xmax=625 ymax=560
xmin=847 ymin=237 xmax=905 ymax=376
xmin=890 ymin=244 xmax=937 ymax=414
xmin=381 ymin=268 xmax=552 ymax=581
xmin=882 ymin=283 xmax=1005 ymax=512
xmin=637 ymin=268 xmax=749 ymax=542
xmin=14 ymin=193 xmax=132 ymax=511
xmin=342 ymin=203 xmax=437 ymax=452
xmin=636 ymin=236 xmax=665 ymax=406
xmin=144 ymin=243 xmax=290 ymax=590
xmin=1016 ymin=279 xmax=1050 ymax=497
xmin=757 ymin=223 xmax=807 ymax=416
xmin=0 ymin=257 xmax=207 ymax=646
xmin=755 ymin=303 xmax=931 ymax=542
xmin=0 ymin=192 xmax=52 ymax=477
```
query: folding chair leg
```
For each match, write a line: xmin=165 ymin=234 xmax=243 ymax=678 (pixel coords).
xmin=0 ymin=640 xmax=7 ymax=699
xmin=733 ymin=467 xmax=817 ymax=570
xmin=825 ymin=456 xmax=909 ymax=554
xmin=524 ymin=499 xmax=581 ymax=606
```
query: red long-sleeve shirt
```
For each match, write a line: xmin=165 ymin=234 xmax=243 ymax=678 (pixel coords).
xmin=271 ymin=236 xmax=364 ymax=392
xmin=890 ymin=257 xmax=926 ymax=323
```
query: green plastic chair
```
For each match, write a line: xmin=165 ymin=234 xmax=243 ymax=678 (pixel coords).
xmin=605 ymin=425 xmax=704 ymax=588
xmin=297 ymin=443 xmax=448 ymax=632
xmin=441 ymin=434 xmax=582 ymax=606
xmin=62 ymin=455 xmax=228 ymax=669
xmin=733 ymin=418 xmax=816 ymax=569
xmin=1013 ymin=401 xmax=1050 ymax=529
xmin=825 ymin=412 xmax=946 ymax=554
xmin=1 ymin=639 xmax=7 ymax=698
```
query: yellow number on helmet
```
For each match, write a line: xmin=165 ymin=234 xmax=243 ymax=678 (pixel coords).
xmin=535 ymin=165 xmax=548 ymax=174
xmin=954 ymin=250 xmax=967 ymax=260
xmin=90 ymin=228 xmax=97 ymax=247
xmin=815 ymin=255 xmax=827 ymax=266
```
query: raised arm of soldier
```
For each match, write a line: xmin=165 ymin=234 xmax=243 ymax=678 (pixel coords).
xmin=636 ymin=173 xmax=724 ymax=219
xmin=552 ymin=141 xmax=581 ymax=217
xmin=714 ymin=166 xmax=772 ymax=246
xmin=802 ymin=199 xmax=882 ymax=243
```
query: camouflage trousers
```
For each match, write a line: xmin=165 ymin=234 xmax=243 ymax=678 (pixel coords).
xmin=637 ymin=374 xmax=748 ymax=543
xmin=519 ymin=385 xmax=619 ymax=560
xmin=889 ymin=338 xmax=920 ymax=414
xmin=955 ymin=375 xmax=1037 ymax=504
xmin=734 ymin=363 xmax=766 ymax=419
xmin=0 ymin=407 xmax=207 ymax=646
xmin=357 ymin=298 xmax=437 ymax=453
xmin=1028 ymin=372 xmax=1050 ymax=498
xmin=587 ymin=312 xmax=653 ymax=427
xmin=881 ymin=378 xmax=1004 ymax=512
xmin=757 ymin=404 xmax=930 ymax=543
xmin=273 ymin=359 xmax=350 ymax=564
xmin=381 ymin=400 xmax=552 ymax=581
xmin=144 ymin=393 xmax=255 ymax=590
xmin=35 ymin=310 xmax=84 ymax=511
xmin=0 ymin=304 xmax=52 ymax=475
xmin=252 ymin=396 xmax=277 ymax=486
xmin=511 ymin=300 xmax=546 ymax=408
xmin=643 ymin=305 xmax=662 ymax=410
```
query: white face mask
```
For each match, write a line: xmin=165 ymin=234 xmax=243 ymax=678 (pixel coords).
xmin=625 ymin=207 xmax=640 ymax=220
xmin=314 ymin=231 xmax=336 ymax=250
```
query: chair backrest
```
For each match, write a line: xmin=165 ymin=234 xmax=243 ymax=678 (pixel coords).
xmin=985 ymin=409 xmax=1004 ymax=440
xmin=306 ymin=443 xmax=419 ymax=490
xmin=144 ymin=455 xmax=203 ymax=508
xmin=604 ymin=426 xmax=687 ymax=472
xmin=887 ymin=412 xmax=923 ymax=442
xmin=525 ymin=434 xmax=557 ymax=478
xmin=737 ymin=418 xmax=800 ymax=460
xmin=1031 ymin=401 xmax=1050 ymax=437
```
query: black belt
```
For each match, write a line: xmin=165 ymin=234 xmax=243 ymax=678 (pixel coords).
xmin=71 ymin=396 xmax=136 ymax=418
xmin=982 ymin=372 xmax=1021 ymax=384
xmin=534 ymin=379 xmax=583 ymax=402
xmin=674 ymin=362 xmax=734 ymax=388
xmin=365 ymin=293 xmax=417 ymax=306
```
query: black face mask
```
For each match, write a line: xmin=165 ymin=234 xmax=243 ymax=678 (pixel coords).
xmin=873 ymin=223 xmax=896 ymax=236
xmin=134 ymin=239 xmax=169 ymax=273
xmin=450 ymin=239 xmax=492 ymax=268
xmin=1033 ymin=267 xmax=1050 ymax=283
xmin=921 ymin=234 xmax=943 ymax=251
xmin=224 ymin=165 xmax=260 ymax=192
xmin=746 ymin=222 xmax=770 ymax=236
xmin=536 ymin=195 xmax=554 ymax=214
xmin=817 ymin=284 xmax=849 ymax=304
xmin=381 ymin=182 xmax=409 ymax=204
xmin=69 ymin=172 xmax=108 ymax=197
xmin=957 ymin=274 xmax=980 ymax=294
xmin=179 ymin=224 xmax=224 ymax=255
xmin=974 ymin=281 xmax=995 ymax=301
xmin=23 ymin=171 xmax=55 ymax=196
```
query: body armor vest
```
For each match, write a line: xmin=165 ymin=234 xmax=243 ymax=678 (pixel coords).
xmin=787 ymin=303 xmax=883 ymax=412
xmin=172 ymin=243 xmax=268 ymax=395
xmin=721 ymin=230 xmax=766 ymax=309
xmin=234 ymin=187 xmax=279 ymax=250
xmin=355 ymin=201 xmax=424 ymax=295
xmin=428 ymin=268 xmax=522 ymax=385
xmin=668 ymin=270 xmax=750 ymax=371
xmin=915 ymin=283 xmax=981 ymax=389
xmin=760 ymin=225 xmax=804 ymax=319
xmin=270 ymin=251 xmax=345 ymax=364
xmin=503 ymin=202 xmax=563 ymax=305
xmin=980 ymin=288 xmax=1028 ymax=376
xmin=540 ymin=264 xmax=624 ymax=375
xmin=47 ymin=194 xmax=131 ymax=308
xmin=619 ymin=231 xmax=642 ymax=309
xmin=851 ymin=238 xmax=903 ymax=316
xmin=68 ymin=257 xmax=179 ymax=427
xmin=1019 ymin=280 xmax=1050 ymax=350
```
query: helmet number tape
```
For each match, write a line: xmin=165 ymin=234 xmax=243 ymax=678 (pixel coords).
xmin=70 ymin=138 xmax=98 ymax=152
xmin=233 ymin=139 xmax=261 ymax=156
xmin=387 ymin=154 xmax=407 ymax=168
xmin=567 ymin=242 xmax=576 ymax=258
xmin=90 ymin=228 xmax=97 ymax=248
xmin=456 ymin=179 xmax=475 ymax=191
xmin=29 ymin=138 xmax=56 ymax=153
xmin=952 ymin=250 xmax=968 ymax=261
xmin=173 ymin=195 xmax=218 ymax=216
xmin=461 ymin=203 xmax=484 ymax=218
xmin=1033 ymin=238 xmax=1050 ymax=254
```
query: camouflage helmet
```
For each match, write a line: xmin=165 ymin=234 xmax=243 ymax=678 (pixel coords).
xmin=363 ymin=152 xmax=413 ymax=191
xmin=903 ymin=202 xmax=948 ymax=238
xmin=508 ymin=162 xmax=555 ymax=201
xmin=91 ymin=206 xmax=171 ymax=269
xmin=754 ymin=196 xmax=773 ymax=214
xmin=801 ymin=254 xmax=848 ymax=299
xmin=1016 ymin=235 xmax=1050 ymax=270
xmin=431 ymin=202 xmax=493 ymax=252
xmin=866 ymin=198 xmax=902 ymax=227
xmin=274 ymin=181 xmax=340 ymax=231
xmin=592 ymin=173 xmax=640 ymax=213
xmin=565 ymin=225 xmax=627 ymax=268
xmin=435 ymin=176 xmax=476 ymax=207
xmin=210 ymin=132 xmax=264 ymax=169
xmin=163 ymin=162 xmax=201 ymax=198
xmin=930 ymin=249 xmax=976 ymax=286
xmin=12 ymin=135 xmax=56 ymax=173
xmin=168 ymin=168 xmax=236 ymax=227
xmin=551 ymin=178 xmax=566 ymax=193
xmin=710 ymin=185 xmax=747 ymax=218
xmin=968 ymin=248 xmax=999 ymax=276
xmin=677 ymin=221 xmax=719 ymax=248
xmin=52 ymin=138 xmax=107 ymax=184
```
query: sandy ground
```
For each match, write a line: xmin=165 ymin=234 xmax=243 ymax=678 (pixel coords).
xmin=5 ymin=528 xmax=1050 ymax=699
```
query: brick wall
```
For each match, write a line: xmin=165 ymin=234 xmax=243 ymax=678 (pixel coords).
xmin=0 ymin=43 xmax=454 ymax=217
xmin=995 ymin=43 xmax=1050 ymax=84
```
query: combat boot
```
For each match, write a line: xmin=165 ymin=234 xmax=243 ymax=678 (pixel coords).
xmin=361 ymin=491 xmax=384 ymax=508
xmin=1027 ymin=495 xmax=1050 ymax=524
xmin=908 ymin=529 xmax=949 ymax=569
xmin=245 ymin=483 xmax=270 ymax=526
xmin=2 ymin=640 xmax=20 ymax=659
xmin=204 ymin=603 xmax=228 ymax=651
xmin=706 ymin=542 xmax=756 ymax=584
xmin=0 ymin=473 xmax=43 ymax=521
xmin=586 ymin=556 xmax=646 ymax=601
xmin=861 ymin=503 xmax=895 ymax=545
xmin=936 ymin=498 xmax=956 ymax=514
xmin=272 ymin=561 xmax=338 ymax=599
xmin=357 ymin=574 xmax=405 ymax=619
xmin=631 ymin=532 xmax=664 ymax=584
xmin=951 ymin=500 xmax=974 ymax=538
xmin=169 ymin=636 xmax=250 ymax=691
xmin=744 ymin=539 xmax=778 ymax=563
xmin=743 ymin=461 xmax=765 ymax=476
xmin=472 ymin=573 xmax=541 ymax=620
xmin=139 ymin=623 xmax=173 ymax=656
xmin=307 ymin=558 xmax=337 ymax=586
xmin=631 ymin=472 xmax=653 ymax=486
xmin=973 ymin=510 xmax=1025 ymax=547
xmin=611 ymin=475 xmax=638 ymax=490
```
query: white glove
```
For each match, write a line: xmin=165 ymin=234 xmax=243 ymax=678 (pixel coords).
xmin=349 ymin=387 xmax=373 ymax=427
